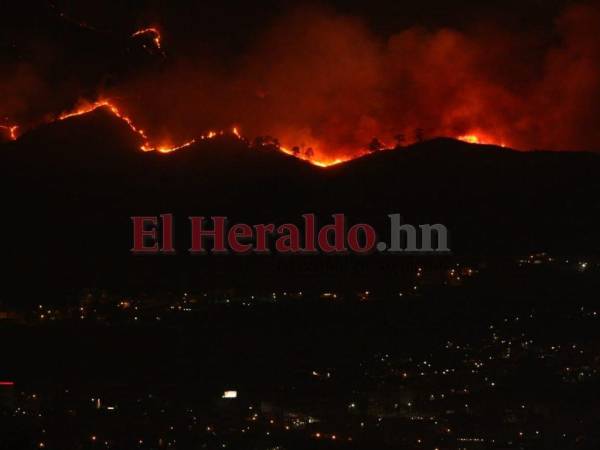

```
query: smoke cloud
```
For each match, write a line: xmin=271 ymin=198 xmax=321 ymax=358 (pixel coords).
xmin=2 ymin=3 xmax=600 ymax=161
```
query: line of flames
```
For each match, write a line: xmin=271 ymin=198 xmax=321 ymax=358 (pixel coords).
xmin=54 ymin=100 xmax=349 ymax=165
xmin=56 ymin=99 xmax=223 ymax=153
xmin=2 ymin=105 xmax=503 ymax=167
xmin=6 ymin=98 xmax=350 ymax=165
xmin=131 ymin=28 xmax=162 ymax=50
xmin=278 ymin=145 xmax=353 ymax=167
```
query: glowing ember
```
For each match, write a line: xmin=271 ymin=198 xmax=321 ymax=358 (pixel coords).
xmin=132 ymin=27 xmax=162 ymax=49
xmin=0 ymin=125 xmax=18 ymax=141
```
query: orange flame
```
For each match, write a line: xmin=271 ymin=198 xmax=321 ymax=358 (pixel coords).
xmin=57 ymin=99 xmax=227 ymax=153
xmin=278 ymin=145 xmax=354 ymax=167
xmin=132 ymin=28 xmax=162 ymax=50
xmin=458 ymin=134 xmax=506 ymax=147
xmin=457 ymin=134 xmax=481 ymax=144
xmin=0 ymin=125 xmax=18 ymax=141
xmin=1 ymin=21 xmax=514 ymax=168
xmin=54 ymin=100 xmax=358 ymax=166
xmin=141 ymin=139 xmax=196 ymax=153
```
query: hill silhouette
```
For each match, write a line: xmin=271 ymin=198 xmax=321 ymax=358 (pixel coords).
xmin=2 ymin=111 xmax=599 ymax=299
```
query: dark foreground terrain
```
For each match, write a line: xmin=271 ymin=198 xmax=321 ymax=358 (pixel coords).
xmin=1 ymin=260 xmax=599 ymax=449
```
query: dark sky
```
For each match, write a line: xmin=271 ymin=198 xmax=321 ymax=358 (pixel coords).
xmin=3 ymin=0 xmax=572 ymax=56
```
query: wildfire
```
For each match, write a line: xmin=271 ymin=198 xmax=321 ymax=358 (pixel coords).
xmin=278 ymin=145 xmax=353 ymax=167
xmin=1 ymin=16 xmax=518 ymax=168
xmin=0 ymin=125 xmax=18 ymax=141
xmin=141 ymin=139 xmax=196 ymax=154
xmin=310 ymin=158 xmax=348 ymax=168
xmin=458 ymin=134 xmax=481 ymax=144
xmin=3 ymin=101 xmax=509 ymax=166
xmin=132 ymin=28 xmax=162 ymax=50
xmin=458 ymin=134 xmax=506 ymax=147
xmin=55 ymin=100 xmax=351 ymax=166
xmin=56 ymin=99 xmax=225 ymax=153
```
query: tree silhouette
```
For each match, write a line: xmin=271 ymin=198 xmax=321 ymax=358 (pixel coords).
xmin=253 ymin=136 xmax=266 ymax=148
xmin=305 ymin=147 xmax=314 ymax=158
xmin=292 ymin=146 xmax=300 ymax=156
xmin=415 ymin=128 xmax=425 ymax=143
xmin=394 ymin=133 xmax=405 ymax=149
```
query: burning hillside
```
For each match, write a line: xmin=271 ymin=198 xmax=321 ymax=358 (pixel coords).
xmin=1 ymin=2 xmax=600 ymax=163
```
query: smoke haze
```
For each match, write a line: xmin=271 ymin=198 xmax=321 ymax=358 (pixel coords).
xmin=2 ymin=2 xmax=600 ymax=161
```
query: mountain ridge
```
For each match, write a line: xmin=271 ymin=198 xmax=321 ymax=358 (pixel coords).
xmin=2 ymin=109 xmax=599 ymax=296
